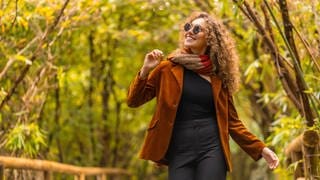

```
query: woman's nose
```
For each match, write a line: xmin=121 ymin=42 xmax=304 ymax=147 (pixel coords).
xmin=185 ymin=30 xmax=193 ymax=36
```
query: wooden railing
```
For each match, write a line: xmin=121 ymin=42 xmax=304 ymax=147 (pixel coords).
xmin=0 ymin=156 xmax=131 ymax=180
xmin=285 ymin=130 xmax=320 ymax=179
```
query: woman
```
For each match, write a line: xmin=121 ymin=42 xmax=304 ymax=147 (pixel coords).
xmin=127 ymin=12 xmax=279 ymax=180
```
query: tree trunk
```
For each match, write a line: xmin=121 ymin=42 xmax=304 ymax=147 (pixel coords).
xmin=99 ymin=71 xmax=112 ymax=166
xmin=302 ymin=130 xmax=320 ymax=179
xmin=112 ymin=102 xmax=121 ymax=167
xmin=88 ymin=31 xmax=96 ymax=162
xmin=54 ymin=73 xmax=64 ymax=163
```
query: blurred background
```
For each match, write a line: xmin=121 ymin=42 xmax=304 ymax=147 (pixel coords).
xmin=0 ymin=0 xmax=319 ymax=179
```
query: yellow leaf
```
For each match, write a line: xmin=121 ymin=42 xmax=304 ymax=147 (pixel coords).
xmin=61 ymin=19 xmax=71 ymax=28
xmin=303 ymin=88 xmax=313 ymax=94
xmin=36 ymin=6 xmax=54 ymax=22
xmin=15 ymin=55 xmax=27 ymax=61
xmin=1 ymin=24 xmax=5 ymax=33
xmin=42 ymin=43 xmax=47 ymax=49
xmin=17 ymin=17 xmax=29 ymax=30
xmin=14 ymin=55 xmax=32 ymax=65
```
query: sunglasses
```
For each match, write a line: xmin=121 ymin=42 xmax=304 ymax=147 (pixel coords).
xmin=184 ymin=23 xmax=202 ymax=34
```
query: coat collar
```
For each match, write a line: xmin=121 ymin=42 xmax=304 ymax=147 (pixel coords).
xmin=170 ymin=64 xmax=183 ymax=90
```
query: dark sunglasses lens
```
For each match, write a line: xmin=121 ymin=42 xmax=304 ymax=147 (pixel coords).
xmin=193 ymin=25 xmax=201 ymax=34
xmin=184 ymin=23 xmax=191 ymax=31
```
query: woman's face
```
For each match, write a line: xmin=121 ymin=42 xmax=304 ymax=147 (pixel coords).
xmin=183 ymin=18 xmax=207 ymax=55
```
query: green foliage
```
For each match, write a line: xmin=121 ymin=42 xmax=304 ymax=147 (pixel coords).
xmin=0 ymin=0 xmax=319 ymax=179
xmin=267 ymin=116 xmax=303 ymax=147
xmin=5 ymin=123 xmax=47 ymax=157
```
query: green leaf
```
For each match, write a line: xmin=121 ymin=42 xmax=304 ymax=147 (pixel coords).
xmin=244 ymin=61 xmax=260 ymax=83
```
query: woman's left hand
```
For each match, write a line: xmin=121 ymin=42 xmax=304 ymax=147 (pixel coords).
xmin=261 ymin=147 xmax=279 ymax=170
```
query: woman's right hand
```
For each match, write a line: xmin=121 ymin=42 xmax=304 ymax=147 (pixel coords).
xmin=140 ymin=49 xmax=163 ymax=79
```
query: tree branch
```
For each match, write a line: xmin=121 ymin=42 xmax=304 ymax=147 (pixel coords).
xmin=260 ymin=3 xmax=275 ymax=43
xmin=292 ymin=25 xmax=320 ymax=72
xmin=0 ymin=36 xmax=39 ymax=80
xmin=45 ymin=0 xmax=70 ymax=36
xmin=233 ymin=0 xmax=254 ymax=22
xmin=7 ymin=0 xmax=18 ymax=33
xmin=265 ymin=0 xmax=315 ymax=125
xmin=279 ymin=0 xmax=301 ymax=65
xmin=0 ymin=0 xmax=70 ymax=110
xmin=311 ymin=1 xmax=320 ymax=59
xmin=233 ymin=0 xmax=306 ymax=116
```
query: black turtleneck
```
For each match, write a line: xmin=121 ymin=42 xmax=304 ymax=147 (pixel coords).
xmin=175 ymin=68 xmax=217 ymax=121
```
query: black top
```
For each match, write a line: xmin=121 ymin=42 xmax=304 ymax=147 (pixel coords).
xmin=175 ymin=68 xmax=216 ymax=121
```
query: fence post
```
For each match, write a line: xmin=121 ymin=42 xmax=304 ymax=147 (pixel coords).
xmin=127 ymin=174 xmax=131 ymax=180
xmin=74 ymin=174 xmax=85 ymax=180
xmin=290 ymin=151 xmax=304 ymax=178
xmin=302 ymin=130 xmax=320 ymax=179
xmin=0 ymin=164 xmax=3 ymax=180
xmin=97 ymin=174 xmax=106 ymax=180
xmin=44 ymin=170 xmax=52 ymax=180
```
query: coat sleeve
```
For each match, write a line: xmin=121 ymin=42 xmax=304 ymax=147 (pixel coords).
xmin=126 ymin=62 xmax=164 ymax=108
xmin=228 ymin=94 xmax=266 ymax=161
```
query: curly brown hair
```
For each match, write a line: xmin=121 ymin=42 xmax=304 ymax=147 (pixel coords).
xmin=178 ymin=11 xmax=240 ymax=94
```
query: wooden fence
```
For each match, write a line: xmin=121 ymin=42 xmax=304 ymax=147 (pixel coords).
xmin=0 ymin=156 xmax=131 ymax=180
xmin=285 ymin=130 xmax=320 ymax=179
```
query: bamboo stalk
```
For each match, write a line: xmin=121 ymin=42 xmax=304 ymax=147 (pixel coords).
xmin=264 ymin=0 xmax=315 ymax=126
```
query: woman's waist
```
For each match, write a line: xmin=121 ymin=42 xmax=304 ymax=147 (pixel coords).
xmin=173 ymin=117 xmax=217 ymax=129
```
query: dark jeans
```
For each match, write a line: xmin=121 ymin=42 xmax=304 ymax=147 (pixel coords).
xmin=165 ymin=118 xmax=227 ymax=180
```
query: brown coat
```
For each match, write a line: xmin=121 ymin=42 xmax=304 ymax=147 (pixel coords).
xmin=127 ymin=60 xmax=266 ymax=171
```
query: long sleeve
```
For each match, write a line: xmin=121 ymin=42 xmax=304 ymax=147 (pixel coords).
xmin=228 ymin=94 xmax=266 ymax=161
xmin=127 ymin=62 xmax=164 ymax=107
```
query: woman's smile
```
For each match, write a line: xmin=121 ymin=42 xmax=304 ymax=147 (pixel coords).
xmin=185 ymin=35 xmax=195 ymax=41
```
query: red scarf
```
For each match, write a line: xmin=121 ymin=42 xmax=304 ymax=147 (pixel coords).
xmin=167 ymin=48 xmax=213 ymax=76
xmin=197 ymin=54 xmax=213 ymax=75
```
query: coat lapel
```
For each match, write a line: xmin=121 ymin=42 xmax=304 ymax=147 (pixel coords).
xmin=170 ymin=64 xmax=183 ymax=90
xmin=211 ymin=76 xmax=222 ymax=107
